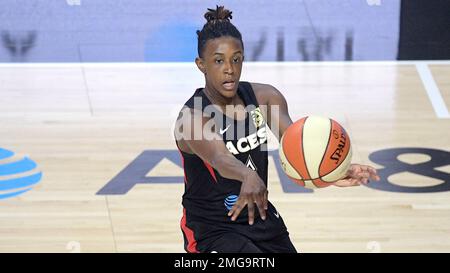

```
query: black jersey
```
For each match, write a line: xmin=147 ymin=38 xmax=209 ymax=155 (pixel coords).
xmin=176 ymin=81 xmax=289 ymax=253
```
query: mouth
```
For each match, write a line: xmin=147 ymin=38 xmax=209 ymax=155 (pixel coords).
xmin=222 ymin=80 xmax=236 ymax=90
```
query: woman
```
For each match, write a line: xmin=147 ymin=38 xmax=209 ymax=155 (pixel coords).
xmin=174 ymin=6 xmax=380 ymax=253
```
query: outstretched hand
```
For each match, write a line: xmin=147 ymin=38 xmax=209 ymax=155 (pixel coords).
xmin=333 ymin=164 xmax=380 ymax=187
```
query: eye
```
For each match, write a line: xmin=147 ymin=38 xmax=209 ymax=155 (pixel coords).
xmin=233 ymin=57 xmax=241 ymax=63
xmin=215 ymin=59 xmax=223 ymax=64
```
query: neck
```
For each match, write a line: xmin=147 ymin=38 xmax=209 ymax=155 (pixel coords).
xmin=203 ymin=84 xmax=236 ymax=107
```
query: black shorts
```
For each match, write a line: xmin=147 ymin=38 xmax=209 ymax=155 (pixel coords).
xmin=200 ymin=232 xmax=298 ymax=253
xmin=181 ymin=204 xmax=298 ymax=253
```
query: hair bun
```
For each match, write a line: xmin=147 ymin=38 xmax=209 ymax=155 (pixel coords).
xmin=204 ymin=5 xmax=233 ymax=23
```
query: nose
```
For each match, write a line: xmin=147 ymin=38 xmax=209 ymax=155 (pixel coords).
xmin=224 ymin=61 xmax=234 ymax=75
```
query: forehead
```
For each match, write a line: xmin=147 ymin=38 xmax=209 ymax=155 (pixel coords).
xmin=204 ymin=36 xmax=243 ymax=56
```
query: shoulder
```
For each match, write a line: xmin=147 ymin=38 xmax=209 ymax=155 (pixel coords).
xmin=174 ymin=106 xmax=213 ymax=154
xmin=247 ymin=82 xmax=286 ymax=105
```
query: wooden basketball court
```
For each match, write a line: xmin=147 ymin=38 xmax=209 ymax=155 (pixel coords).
xmin=0 ymin=61 xmax=449 ymax=252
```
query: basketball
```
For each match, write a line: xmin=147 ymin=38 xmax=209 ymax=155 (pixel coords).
xmin=279 ymin=116 xmax=352 ymax=189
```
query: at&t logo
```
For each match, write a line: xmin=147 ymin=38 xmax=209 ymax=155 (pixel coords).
xmin=0 ymin=148 xmax=42 ymax=199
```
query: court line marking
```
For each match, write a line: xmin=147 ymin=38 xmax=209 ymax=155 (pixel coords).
xmin=105 ymin=196 xmax=118 ymax=253
xmin=416 ymin=63 xmax=450 ymax=119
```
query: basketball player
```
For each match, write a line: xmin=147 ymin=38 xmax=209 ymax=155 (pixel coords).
xmin=174 ymin=6 xmax=380 ymax=253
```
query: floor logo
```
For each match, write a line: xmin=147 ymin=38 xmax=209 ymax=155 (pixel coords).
xmin=97 ymin=148 xmax=450 ymax=195
xmin=0 ymin=148 xmax=42 ymax=199
xmin=366 ymin=147 xmax=450 ymax=193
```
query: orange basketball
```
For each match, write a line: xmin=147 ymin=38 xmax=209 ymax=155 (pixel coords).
xmin=279 ymin=116 xmax=352 ymax=189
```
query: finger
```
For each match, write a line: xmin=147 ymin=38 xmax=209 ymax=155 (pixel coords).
xmin=359 ymin=173 xmax=371 ymax=182
xmin=247 ymin=201 xmax=255 ymax=225
xmin=359 ymin=171 xmax=371 ymax=180
xmin=351 ymin=179 xmax=361 ymax=186
xmin=228 ymin=202 xmax=238 ymax=219
xmin=368 ymin=167 xmax=381 ymax=181
xmin=264 ymin=191 xmax=268 ymax=210
xmin=339 ymin=179 xmax=358 ymax=187
xmin=230 ymin=200 xmax=246 ymax=221
xmin=360 ymin=165 xmax=379 ymax=181
xmin=230 ymin=204 xmax=244 ymax=221
xmin=231 ymin=200 xmax=245 ymax=221
xmin=359 ymin=164 xmax=369 ymax=171
xmin=228 ymin=200 xmax=238 ymax=216
xmin=254 ymin=195 xmax=266 ymax=221
xmin=228 ymin=204 xmax=234 ymax=216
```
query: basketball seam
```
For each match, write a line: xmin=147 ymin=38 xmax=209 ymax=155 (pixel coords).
xmin=311 ymin=179 xmax=322 ymax=188
xmin=286 ymin=173 xmax=305 ymax=186
xmin=301 ymin=116 xmax=312 ymax=180
xmin=317 ymin=118 xmax=332 ymax=179
xmin=320 ymin=126 xmax=351 ymax=178
xmin=281 ymin=134 xmax=301 ymax=180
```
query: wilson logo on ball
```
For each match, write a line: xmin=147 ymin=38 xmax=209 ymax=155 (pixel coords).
xmin=330 ymin=132 xmax=348 ymax=164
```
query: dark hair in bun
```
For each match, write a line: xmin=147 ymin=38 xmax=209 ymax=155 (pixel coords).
xmin=196 ymin=5 xmax=243 ymax=57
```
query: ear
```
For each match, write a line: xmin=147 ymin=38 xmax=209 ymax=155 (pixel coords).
xmin=195 ymin=57 xmax=206 ymax=75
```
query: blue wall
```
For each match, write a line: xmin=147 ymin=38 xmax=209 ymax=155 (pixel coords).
xmin=0 ymin=0 xmax=401 ymax=62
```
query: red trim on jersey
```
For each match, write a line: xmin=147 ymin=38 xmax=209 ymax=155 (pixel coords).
xmin=203 ymin=160 xmax=218 ymax=183
xmin=180 ymin=208 xmax=199 ymax=253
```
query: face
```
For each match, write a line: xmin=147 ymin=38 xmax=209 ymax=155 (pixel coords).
xmin=196 ymin=36 xmax=244 ymax=99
